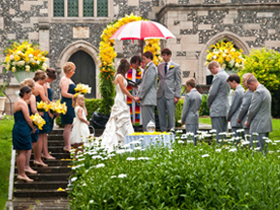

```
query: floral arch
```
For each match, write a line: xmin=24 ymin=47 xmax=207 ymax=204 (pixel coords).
xmin=98 ymin=14 xmax=162 ymax=115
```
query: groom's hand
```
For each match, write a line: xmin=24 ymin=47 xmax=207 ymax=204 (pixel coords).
xmin=134 ymin=96 xmax=140 ymax=102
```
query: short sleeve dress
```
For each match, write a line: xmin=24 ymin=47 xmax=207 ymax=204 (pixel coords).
xmin=12 ymin=110 xmax=32 ymax=150
xmin=60 ymin=83 xmax=76 ymax=125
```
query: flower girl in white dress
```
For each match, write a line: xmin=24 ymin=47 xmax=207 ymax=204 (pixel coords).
xmin=101 ymin=59 xmax=137 ymax=151
xmin=70 ymin=94 xmax=90 ymax=149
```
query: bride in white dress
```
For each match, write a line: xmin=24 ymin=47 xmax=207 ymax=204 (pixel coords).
xmin=101 ymin=59 xmax=137 ymax=151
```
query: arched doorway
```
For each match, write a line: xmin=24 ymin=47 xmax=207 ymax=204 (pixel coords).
xmin=68 ymin=50 xmax=96 ymax=98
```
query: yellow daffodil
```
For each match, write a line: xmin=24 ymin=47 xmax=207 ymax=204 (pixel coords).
xmin=30 ymin=113 xmax=46 ymax=130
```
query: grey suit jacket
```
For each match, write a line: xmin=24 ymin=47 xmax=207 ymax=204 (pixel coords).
xmin=227 ymin=85 xmax=244 ymax=127
xmin=207 ymin=69 xmax=230 ymax=117
xmin=181 ymin=88 xmax=202 ymax=125
xmin=157 ymin=61 xmax=181 ymax=99
xmin=237 ymin=89 xmax=253 ymax=129
xmin=138 ymin=62 xmax=158 ymax=106
xmin=246 ymin=84 xmax=273 ymax=133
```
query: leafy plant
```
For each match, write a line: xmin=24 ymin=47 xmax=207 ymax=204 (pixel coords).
xmin=0 ymin=81 xmax=7 ymax=97
xmin=199 ymin=94 xmax=209 ymax=116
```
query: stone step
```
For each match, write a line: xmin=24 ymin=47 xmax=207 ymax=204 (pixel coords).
xmin=31 ymin=153 xmax=70 ymax=160
xmin=49 ymin=129 xmax=64 ymax=135
xmin=15 ymin=166 xmax=71 ymax=174
xmin=13 ymin=189 xmax=68 ymax=198
xmin=48 ymin=135 xmax=64 ymax=140
xmin=22 ymin=173 xmax=71 ymax=182
xmin=48 ymin=140 xmax=65 ymax=146
xmin=30 ymin=159 xmax=71 ymax=167
xmin=15 ymin=181 xmax=68 ymax=190
xmin=47 ymin=146 xmax=66 ymax=153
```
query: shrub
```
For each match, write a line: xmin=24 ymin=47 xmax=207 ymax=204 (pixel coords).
xmin=69 ymin=136 xmax=280 ymax=209
xmin=55 ymin=98 xmax=101 ymax=127
xmin=175 ymin=99 xmax=184 ymax=126
xmin=199 ymin=94 xmax=209 ymax=116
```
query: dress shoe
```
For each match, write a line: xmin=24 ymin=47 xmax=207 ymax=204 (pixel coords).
xmin=42 ymin=154 xmax=56 ymax=160
xmin=17 ymin=175 xmax=33 ymax=183
xmin=63 ymin=147 xmax=70 ymax=152
xmin=33 ymin=160 xmax=48 ymax=167
xmin=25 ymin=168 xmax=37 ymax=174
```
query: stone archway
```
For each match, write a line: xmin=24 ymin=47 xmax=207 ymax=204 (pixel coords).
xmin=199 ymin=31 xmax=250 ymax=84
xmin=56 ymin=40 xmax=100 ymax=98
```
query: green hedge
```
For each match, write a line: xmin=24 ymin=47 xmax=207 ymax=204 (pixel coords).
xmin=56 ymin=98 xmax=102 ymax=127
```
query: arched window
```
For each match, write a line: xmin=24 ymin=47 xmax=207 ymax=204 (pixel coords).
xmin=53 ymin=0 xmax=108 ymax=17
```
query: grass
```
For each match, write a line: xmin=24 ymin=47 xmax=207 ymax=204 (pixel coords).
xmin=0 ymin=116 xmax=14 ymax=210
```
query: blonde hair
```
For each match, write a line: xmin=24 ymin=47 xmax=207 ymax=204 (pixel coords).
xmin=20 ymin=78 xmax=35 ymax=88
xmin=63 ymin=62 xmax=76 ymax=74
xmin=33 ymin=70 xmax=46 ymax=81
xmin=208 ymin=61 xmax=220 ymax=69
xmin=72 ymin=94 xmax=84 ymax=108
xmin=247 ymin=76 xmax=258 ymax=85
xmin=243 ymin=73 xmax=254 ymax=80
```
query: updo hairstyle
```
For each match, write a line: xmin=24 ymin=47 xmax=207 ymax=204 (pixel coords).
xmin=46 ymin=68 xmax=57 ymax=80
xmin=116 ymin=58 xmax=130 ymax=76
xmin=63 ymin=62 xmax=76 ymax=74
xmin=19 ymin=86 xmax=32 ymax=98
xmin=20 ymin=78 xmax=35 ymax=88
xmin=33 ymin=70 xmax=46 ymax=82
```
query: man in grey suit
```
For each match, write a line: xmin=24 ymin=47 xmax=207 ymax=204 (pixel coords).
xmin=245 ymin=76 xmax=272 ymax=152
xmin=207 ymin=61 xmax=230 ymax=142
xmin=181 ymin=78 xmax=202 ymax=145
xmin=237 ymin=73 xmax=254 ymax=136
xmin=157 ymin=48 xmax=181 ymax=131
xmin=227 ymin=74 xmax=244 ymax=136
xmin=135 ymin=51 xmax=158 ymax=131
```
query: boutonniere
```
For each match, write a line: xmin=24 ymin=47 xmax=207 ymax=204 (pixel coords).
xmin=136 ymin=68 xmax=142 ymax=75
xmin=244 ymin=89 xmax=248 ymax=93
xmin=169 ymin=65 xmax=174 ymax=69
xmin=231 ymin=90 xmax=235 ymax=96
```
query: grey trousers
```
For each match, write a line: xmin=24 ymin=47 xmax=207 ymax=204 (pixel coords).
xmin=250 ymin=133 xmax=269 ymax=152
xmin=211 ymin=117 xmax=227 ymax=142
xmin=157 ymin=95 xmax=175 ymax=132
xmin=141 ymin=105 xmax=155 ymax=132
xmin=186 ymin=124 xmax=198 ymax=146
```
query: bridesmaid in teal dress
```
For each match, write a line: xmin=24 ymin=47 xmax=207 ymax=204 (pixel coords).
xmin=42 ymin=68 xmax=57 ymax=159
xmin=32 ymin=70 xmax=49 ymax=167
xmin=13 ymin=86 xmax=36 ymax=182
xmin=20 ymin=78 xmax=39 ymax=175
xmin=60 ymin=62 xmax=76 ymax=152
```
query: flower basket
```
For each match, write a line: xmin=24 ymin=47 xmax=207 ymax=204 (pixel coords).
xmin=13 ymin=71 xmax=36 ymax=83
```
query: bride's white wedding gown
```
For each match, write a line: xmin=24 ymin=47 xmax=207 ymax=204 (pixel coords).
xmin=101 ymin=75 xmax=134 ymax=151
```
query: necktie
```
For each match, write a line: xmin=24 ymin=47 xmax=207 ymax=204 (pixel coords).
xmin=165 ymin=63 xmax=168 ymax=75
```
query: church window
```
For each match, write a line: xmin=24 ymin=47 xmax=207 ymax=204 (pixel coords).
xmin=68 ymin=0 xmax=79 ymax=17
xmin=83 ymin=0 xmax=94 ymax=17
xmin=54 ymin=0 xmax=64 ymax=17
xmin=97 ymin=0 xmax=108 ymax=17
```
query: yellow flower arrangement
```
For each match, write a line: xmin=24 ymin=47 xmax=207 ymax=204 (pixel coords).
xmin=205 ymin=40 xmax=245 ymax=72
xmin=143 ymin=39 xmax=163 ymax=66
xmin=48 ymin=101 xmax=67 ymax=115
xmin=74 ymin=83 xmax=91 ymax=95
xmin=2 ymin=41 xmax=48 ymax=73
xmin=170 ymin=65 xmax=174 ymax=69
xmin=129 ymin=131 xmax=170 ymax=136
xmin=37 ymin=101 xmax=49 ymax=112
xmin=30 ymin=113 xmax=46 ymax=130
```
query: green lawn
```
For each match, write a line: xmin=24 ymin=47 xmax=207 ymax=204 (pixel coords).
xmin=0 ymin=117 xmax=14 ymax=210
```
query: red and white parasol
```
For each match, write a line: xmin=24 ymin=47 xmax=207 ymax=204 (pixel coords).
xmin=110 ymin=20 xmax=175 ymax=40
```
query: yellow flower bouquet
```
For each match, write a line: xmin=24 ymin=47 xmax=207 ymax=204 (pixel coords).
xmin=2 ymin=40 xmax=48 ymax=73
xmin=37 ymin=101 xmax=49 ymax=112
xmin=74 ymin=83 xmax=91 ymax=95
xmin=205 ymin=40 xmax=245 ymax=72
xmin=30 ymin=113 xmax=46 ymax=130
xmin=48 ymin=101 xmax=67 ymax=115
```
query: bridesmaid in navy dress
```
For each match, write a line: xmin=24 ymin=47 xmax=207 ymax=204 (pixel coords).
xmin=20 ymin=79 xmax=39 ymax=174
xmin=13 ymin=86 xmax=36 ymax=182
xmin=60 ymin=62 xmax=76 ymax=152
xmin=42 ymin=68 xmax=57 ymax=159
xmin=32 ymin=70 xmax=49 ymax=167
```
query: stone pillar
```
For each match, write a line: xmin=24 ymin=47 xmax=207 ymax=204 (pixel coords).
xmin=39 ymin=18 xmax=50 ymax=66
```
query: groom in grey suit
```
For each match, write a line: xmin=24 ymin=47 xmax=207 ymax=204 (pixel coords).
xmin=135 ymin=51 xmax=158 ymax=131
xmin=157 ymin=48 xmax=181 ymax=131
xmin=245 ymin=76 xmax=272 ymax=152
xmin=227 ymin=74 xmax=244 ymax=136
xmin=237 ymin=73 xmax=254 ymax=136
xmin=207 ymin=61 xmax=230 ymax=142
xmin=181 ymin=78 xmax=202 ymax=145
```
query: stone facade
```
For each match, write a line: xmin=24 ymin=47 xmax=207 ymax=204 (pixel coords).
xmin=1 ymin=0 xmax=280 ymax=113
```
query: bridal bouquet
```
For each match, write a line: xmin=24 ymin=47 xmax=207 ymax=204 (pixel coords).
xmin=74 ymin=83 xmax=91 ymax=95
xmin=48 ymin=101 xmax=67 ymax=115
xmin=2 ymin=40 xmax=48 ymax=73
xmin=30 ymin=113 xmax=46 ymax=130
xmin=37 ymin=101 xmax=49 ymax=112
